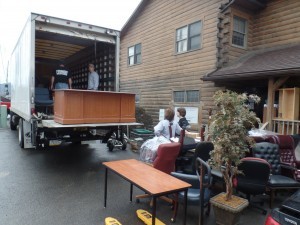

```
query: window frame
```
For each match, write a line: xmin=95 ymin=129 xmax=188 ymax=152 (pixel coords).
xmin=128 ymin=43 xmax=142 ymax=66
xmin=173 ymin=90 xmax=200 ymax=103
xmin=175 ymin=21 xmax=202 ymax=54
xmin=231 ymin=15 xmax=248 ymax=49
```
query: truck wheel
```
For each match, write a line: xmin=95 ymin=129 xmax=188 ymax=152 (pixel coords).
xmin=122 ymin=141 xmax=127 ymax=150
xmin=107 ymin=141 xmax=114 ymax=152
xmin=18 ymin=119 xmax=24 ymax=148
xmin=10 ymin=112 xmax=17 ymax=130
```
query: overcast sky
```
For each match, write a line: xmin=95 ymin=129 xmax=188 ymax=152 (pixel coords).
xmin=0 ymin=0 xmax=141 ymax=83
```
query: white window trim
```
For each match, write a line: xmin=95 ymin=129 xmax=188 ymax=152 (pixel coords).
xmin=128 ymin=43 xmax=142 ymax=66
xmin=175 ymin=21 xmax=203 ymax=54
xmin=231 ymin=15 xmax=248 ymax=49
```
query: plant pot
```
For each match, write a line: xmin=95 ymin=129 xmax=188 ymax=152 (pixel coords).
xmin=210 ymin=193 xmax=249 ymax=225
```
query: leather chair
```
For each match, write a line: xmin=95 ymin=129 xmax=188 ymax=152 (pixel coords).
xmin=136 ymin=142 xmax=181 ymax=203
xmin=182 ymin=141 xmax=214 ymax=175
xmin=277 ymin=135 xmax=300 ymax=182
xmin=171 ymin=158 xmax=212 ymax=225
xmin=235 ymin=157 xmax=271 ymax=215
xmin=252 ymin=142 xmax=300 ymax=208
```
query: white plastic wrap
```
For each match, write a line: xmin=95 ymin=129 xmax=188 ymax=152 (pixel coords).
xmin=139 ymin=136 xmax=171 ymax=163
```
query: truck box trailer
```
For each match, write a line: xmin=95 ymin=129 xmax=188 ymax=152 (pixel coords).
xmin=9 ymin=13 xmax=138 ymax=149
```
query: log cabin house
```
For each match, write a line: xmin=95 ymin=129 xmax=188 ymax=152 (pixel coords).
xmin=120 ymin=0 xmax=300 ymax=134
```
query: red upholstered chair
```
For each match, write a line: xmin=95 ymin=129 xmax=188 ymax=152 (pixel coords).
xmin=136 ymin=142 xmax=181 ymax=203
xmin=153 ymin=142 xmax=182 ymax=174
xmin=277 ymin=135 xmax=300 ymax=182
xmin=252 ymin=135 xmax=278 ymax=144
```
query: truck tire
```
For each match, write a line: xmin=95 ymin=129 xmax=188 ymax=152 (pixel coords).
xmin=107 ymin=141 xmax=114 ymax=152
xmin=10 ymin=112 xmax=17 ymax=130
xmin=18 ymin=119 xmax=24 ymax=148
xmin=122 ymin=141 xmax=127 ymax=150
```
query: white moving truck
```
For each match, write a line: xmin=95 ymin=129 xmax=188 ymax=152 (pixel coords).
xmin=9 ymin=13 xmax=138 ymax=149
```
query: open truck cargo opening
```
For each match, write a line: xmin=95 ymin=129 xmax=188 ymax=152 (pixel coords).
xmin=9 ymin=13 xmax=139 ymax=150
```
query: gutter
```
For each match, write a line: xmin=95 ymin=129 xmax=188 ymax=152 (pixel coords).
xmin=202 ymin=68 xmax=300 ymax=81
xmin=220 ymin=0 xmax=235 ymax=13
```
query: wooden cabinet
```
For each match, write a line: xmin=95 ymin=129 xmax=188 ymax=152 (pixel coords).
xmin=278 ymin=88 xmax=300 ymax=120
xmin=54 ymin=90 xmax=136 ymax=124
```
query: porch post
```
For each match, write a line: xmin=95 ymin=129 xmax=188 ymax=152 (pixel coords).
xmin=267 ymin=78 xmax=275 ymax=131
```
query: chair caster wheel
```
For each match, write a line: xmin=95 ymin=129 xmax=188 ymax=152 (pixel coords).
xmin=136 ymin=199 xmax=140 ymax=203
xmin=171 ymin=218 xmax=176 ymax=223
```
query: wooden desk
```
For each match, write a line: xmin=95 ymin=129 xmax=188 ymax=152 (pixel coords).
xmin=103 ymin=159 xmax=191 ymax=225
xmin=54 ymin=89 xmax=135 ymax=124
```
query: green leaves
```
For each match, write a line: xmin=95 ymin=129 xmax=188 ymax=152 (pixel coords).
xmin=208 ymin=90 xmax=260 ymax=200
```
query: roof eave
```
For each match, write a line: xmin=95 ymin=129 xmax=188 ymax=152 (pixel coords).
xmin=203 ymin=68 xmax=300 ymax=81
xmin=121 ymin=0 xmax=147 ymax=36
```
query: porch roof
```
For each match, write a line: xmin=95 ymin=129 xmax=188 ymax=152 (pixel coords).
xmin=203 ymin=44 xmax=300 ymax=81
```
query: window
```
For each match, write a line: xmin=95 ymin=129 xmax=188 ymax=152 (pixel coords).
xmin=174 ymin=91 xmax=185 ymax=102
xmin=128 ymin=43 xmax=141 ymax=65
xmin=176 ymin=21 xmax=202 ymax=53
xmin=173 ymin=90 xmax=199 ymax=103
xmin=186 ymin=90 xmax=199 ymax=102
xmin=232 ymin=16 xmax=247 ymax=48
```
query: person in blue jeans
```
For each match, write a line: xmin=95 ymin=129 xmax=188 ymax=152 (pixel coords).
xmin=50 ymin=61 xmax=72 ymax=90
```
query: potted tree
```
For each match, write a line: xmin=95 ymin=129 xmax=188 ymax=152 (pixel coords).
xmin=208 ymin=90 xmax=260 ymax=225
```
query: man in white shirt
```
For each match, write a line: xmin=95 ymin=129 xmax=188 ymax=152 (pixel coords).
xmin=154 ymin=108 xmax=182 ymax=139
xmin=87 ymin=63 xmax=99 ymax=90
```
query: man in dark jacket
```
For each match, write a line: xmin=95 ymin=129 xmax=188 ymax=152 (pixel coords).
xmin=50 ymin=61 xmax=72 ymax=90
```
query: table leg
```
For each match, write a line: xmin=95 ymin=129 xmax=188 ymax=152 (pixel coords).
xmin=152 ymin=196 xmax=157 ymax=225
xmin=183 ymin=189 xmax=187 ymax=225
xmin=130 ymin=183 xmax=133 ymax=202
xmin=104 ymin=168 xmax=108 ymax=208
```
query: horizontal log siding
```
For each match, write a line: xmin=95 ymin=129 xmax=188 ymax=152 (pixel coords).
xmin=120 ymin=0 xmax=226 ymax=126
xmin=252 ymin=0 xmax=300 ymax=49
xmin=227 ymin=7 xmax=254 ymax=64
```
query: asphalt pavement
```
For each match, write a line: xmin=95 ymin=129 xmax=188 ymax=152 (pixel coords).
xmin=0 ymin=127 xmax=289 ymax=225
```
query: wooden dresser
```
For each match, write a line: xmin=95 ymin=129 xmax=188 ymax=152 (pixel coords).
xmin=54 ymin=90 xmax=136 ymax=125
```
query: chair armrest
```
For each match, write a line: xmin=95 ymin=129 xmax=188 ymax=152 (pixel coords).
xmin=281 ymin=164 xmax=297 ymax=171
xmin=171 ymin=172 xmax=199 ymax=188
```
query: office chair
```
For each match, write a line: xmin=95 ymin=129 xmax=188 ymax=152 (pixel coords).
xmin=182 ymin=141 xmax=214 ymax=175
xmin=252 ymin=142 xmax=300 ymax=208
xmin=235 ymin=157 xmax=271 ymax=215
xmin=171 ymin=157 xmax=212 ymax=225
xmin=278 ymin=135 xmax=300 ymax=182
xmin=136 ymin=142 xmax=181 ymax=204
xmin=35 ymin=87 xmax=54 ymax=114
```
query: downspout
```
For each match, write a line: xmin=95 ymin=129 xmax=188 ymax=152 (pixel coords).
xmin=115 ymin=34 xmax=120 ymax=92
xmin=221 ymin=0 xmax=236 ymax=13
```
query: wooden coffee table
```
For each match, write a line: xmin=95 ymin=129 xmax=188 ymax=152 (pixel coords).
xmin=103 ymin=159 xmax=191 ymax=225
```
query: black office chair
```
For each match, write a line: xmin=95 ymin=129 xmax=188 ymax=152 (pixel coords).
xmin=252 ymin=142 xmax=300 ymax=208
xmin=183 ymin=141 xmax=214 ymax=175
xmin=235 ymin=157 xmax=271 ymax=215
xmin=171 ymin=157 xmax=212 ymax=225
xmin=176 ymin=130 xmax=197 ymax=171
